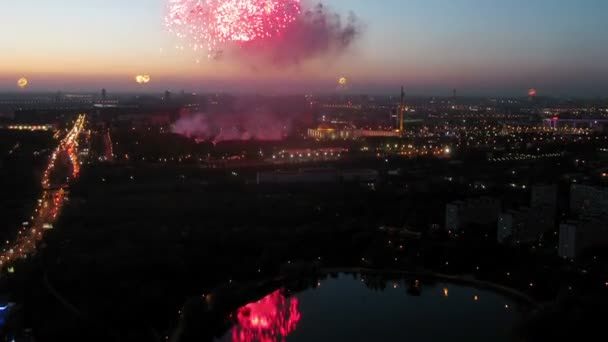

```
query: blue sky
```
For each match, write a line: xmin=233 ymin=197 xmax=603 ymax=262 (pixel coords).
xmin=1 ymin=0 xmax=607 ymax=95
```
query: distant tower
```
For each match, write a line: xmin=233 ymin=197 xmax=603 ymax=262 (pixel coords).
xmin=399 ymin=86 xmax=406 ymax=134
xmin=101 ymin=88 xmax=107 ymax=101
xmin=164 ymin=90 xmax=171 ymax=102
xmin=453 ymin=88 xmax=457 ymax=101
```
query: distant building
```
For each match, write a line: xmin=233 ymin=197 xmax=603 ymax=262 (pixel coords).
xmin=307 ymin=126 xmax=400 ymax=140
xmin=0 ymin=95 xmax=92 ymax=113
xmin=544 ymin=117 xmax=608 ymax=130
xmin=498 ymin=184 xmax=558 ymax=245
xmin=445 ymin=197 xmax=502 ymax=232
xmin=0 ymin=112 xmax=14 ymax=120
xmin=445 ymin=202 xmax=463 ymax=232
xmin=341 ymin=169 xmax=379 ymax=183
xmin=558 ymin=215 xmax=608 ymax=259
xmin=497 ymin=208 xmax=530 ymax=244
xmin=497 ymin=206 xmax=555 ymax=244
xmin=570 ymin=184 xmax=608 ymax=216
xmin=558 ymin=221 xmax=578 ymax=259
xmin=117 ymin=113 xmax=172 ymax=126
xmin=256 ymin=169 xmax=378 ymax=185
xmin=307 ymin=127 xmax=354 ymax=140
xmin=530 ymin=184 xmax=557 ymax=231
xmin=497 ymin=212 xmax=514 ymax=244
xmin=531 ymin=184 xmax=557 ymax=212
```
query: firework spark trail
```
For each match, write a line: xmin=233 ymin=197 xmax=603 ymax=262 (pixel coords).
xmin=166 ymin=0 xmax=301 ymax=57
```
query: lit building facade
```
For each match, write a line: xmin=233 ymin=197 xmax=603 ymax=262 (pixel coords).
xmin=307 ymin=127 xmax=400 ymax=140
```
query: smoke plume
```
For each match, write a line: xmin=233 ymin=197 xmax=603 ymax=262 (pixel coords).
xmin=172 ymin=110 xmax=293 ymax=143
xmin=230 ymin=3 xmax=363 ymax=66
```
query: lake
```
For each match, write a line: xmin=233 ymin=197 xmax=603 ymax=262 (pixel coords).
xmin=216 ymin=273 xmax=524 ymax=342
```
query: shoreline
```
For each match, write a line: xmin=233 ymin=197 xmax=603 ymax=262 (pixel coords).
xmin=321 ymin=267 xmax=542 ymax=310
xmin=170 ymin=266 xmax=542 ymax=342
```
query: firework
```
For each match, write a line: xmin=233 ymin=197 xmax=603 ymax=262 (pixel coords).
xmin=166 ymin=0 xmax=301 ymax=57
xmin=135 ymin=75 xmax=151 ymax=84
xmin=17 ymin=77 xmax=29 ymax=89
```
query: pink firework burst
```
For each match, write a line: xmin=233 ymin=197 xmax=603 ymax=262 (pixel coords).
xmin=166 ymin=0 xmax=301 ymax=57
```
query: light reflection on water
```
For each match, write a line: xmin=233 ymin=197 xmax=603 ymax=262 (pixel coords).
xmin=217 ymin=273 xmax=523 ymax=342
xmin=230 ymin=290 xmax=301 ymax=342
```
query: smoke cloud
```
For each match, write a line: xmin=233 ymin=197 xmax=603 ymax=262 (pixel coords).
xmin=229 ymin=3 xmax=363 ymax=66
xmin=172 ymin=110 xmax=293 ymax=143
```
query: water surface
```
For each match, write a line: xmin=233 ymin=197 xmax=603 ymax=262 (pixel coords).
xmin=217 ymin=273 xmax=523 ymax=342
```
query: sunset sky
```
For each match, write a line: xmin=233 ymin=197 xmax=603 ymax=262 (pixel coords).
xmin=1 ymin=0 xmax=607 ymax=95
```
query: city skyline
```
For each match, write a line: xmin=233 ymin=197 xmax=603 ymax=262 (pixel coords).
xmin=1 ymin=3 xmax=608 ymax=339
xmin=1 ymin=0 xmax=608 ymax=96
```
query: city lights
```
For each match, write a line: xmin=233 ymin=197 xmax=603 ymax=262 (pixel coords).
xmin=2 ymin=1 xmax=608 ymax=341
xmin=0 ymin=115 xmax=86 ymax=271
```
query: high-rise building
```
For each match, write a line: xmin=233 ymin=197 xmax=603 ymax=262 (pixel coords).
xmin=558 ymin=221 xmax=578 ymax=259
xmin=570 ymin=184 xmax=608 ymax=216
xmin=497 ymin=204 xmax=556 ymax=245
xmin=445 ymin=201 xmax=463 ymax=232
xmin=497 ymin=208 xmax=530 ymax=244
xmin=530 ymin=184 xmax=557 ymax=231
xmin=531 ymin=184 xmax=557 ymax=211
xmin=445 ymin=197 xmax=502 ymax=232
xmin=558 ymin=215 xmax=608 ymax=259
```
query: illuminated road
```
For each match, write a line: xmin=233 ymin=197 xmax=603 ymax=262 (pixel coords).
xmin=103 ymin=129 xmax=114 ymax=162
xmin=0 ymin=114 xmax=87 ymax=271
